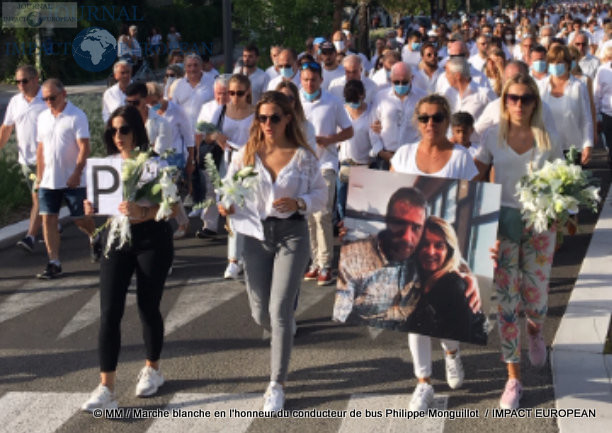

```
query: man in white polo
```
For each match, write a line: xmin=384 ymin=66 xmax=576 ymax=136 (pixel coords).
xmin=235 ymin=43 xmax=270 ymax=104
xmin=300 ymin=61 xmax=353 ymax=285
xmin=0 ymin=65 xmax=46 ymax=252
xmin=102 ymin=60 xmax=131 ymax=123
xmin=171 ymin=53 xmax=215 ymax=127
xmin=36 ymin=79 xmax=99 ymax=279
xmin=328 ymin=54 xmax=378 ymax=106
xmin=267 ymin=48 xmax=301 ymax=90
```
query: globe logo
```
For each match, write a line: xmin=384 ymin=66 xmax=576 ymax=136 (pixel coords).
xmin=72 ymin=27 xmax=117 ymax=72
xmin=26 ymin=12 xmax=43 ymax=28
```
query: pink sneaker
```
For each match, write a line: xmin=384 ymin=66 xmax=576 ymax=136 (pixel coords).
xmin=528 ymin=331 xmax=547 ymax=368
xmin=499 ymin=378 xmax=523 ymax=409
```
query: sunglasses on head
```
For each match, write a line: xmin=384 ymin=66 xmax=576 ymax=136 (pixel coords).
xmin=392 ymin=80 xmax=410 ymax=85
xmin=15 ymin=78 xmax=29 ymax=85
xmin=42 ymin=94 xmax=58 ymax=102
xmin=110 ymin=125 xmax=132 ymax=136
xmin=417 ymin=112 xmax=446 ymax=124
xmin=505 ymin=93 xmax=536 ymax=105
xmin=126 ymin=99 xmax=141 ymax=106
xmin=301 ymin=61 xmax=322 ymax=71
xmin=257 ymin=114 xmax=282 ymax=124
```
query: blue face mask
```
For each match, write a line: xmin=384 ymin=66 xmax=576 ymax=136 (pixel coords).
xmin=151 ymin=103 xmax=162 ymax=111
xmin=345 ymin=101 xmax=361 ymax=109
xmin=394 ymin=83 xmax=411 ymax=96
xmin=548 ymin=63 xmax=567 ymax=77
xmin=532 ymin=60 xmax=547 ymax=73
xmin=280 ymin=67 xmax=293 ymax=78
xmin=301 ymin=88 xmax=320 ymax=102
xmin=411 ymin=42 xmax=421 ymax=51
xmin=386 ymin=69 xmax=391 ymax=79
xmin=175 ymin=62 xmax=183 ymax=70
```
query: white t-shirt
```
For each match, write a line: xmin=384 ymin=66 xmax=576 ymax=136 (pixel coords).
xmin=391 ymin=142 xmax=478 ymax=180
xmin=146 ymin=108 xmax=172 ymax=155
xmin=267 ymin=71 xmax=301 ymax=91
xmin=322 ymin=65 xmax=345 ymax=91
xmin=37 ymin=101 xmax=90 ymax=189
xmin=2 ymin=88 xmax=46 ymax=165
xmin=475 ymin=125 xmax=563 ymax=208
xmin=102 ymin=82 xmax=127 ymax=123
xmin=159 ymin=101 xmax=194 ymax=156
xmin=338 ymin=105 xmax=376 ymax=164
xmin=328 ymin=75 xmax=378 ymax=106
xmin=300 ymin=90 xmax=352 ymax=172
xmin=245 ymin=68 xmax=270 ymax=105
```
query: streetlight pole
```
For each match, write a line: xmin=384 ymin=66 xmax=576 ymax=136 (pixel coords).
xmin=222 ymin=0 xmax=233 ymax=74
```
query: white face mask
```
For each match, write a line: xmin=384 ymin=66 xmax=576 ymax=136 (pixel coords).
xmin=333 ymin=41 xmax=345 ymax=52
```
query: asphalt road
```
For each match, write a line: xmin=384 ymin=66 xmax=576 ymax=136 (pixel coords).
xmin=0 ymin=150 xmax=609 ymax=433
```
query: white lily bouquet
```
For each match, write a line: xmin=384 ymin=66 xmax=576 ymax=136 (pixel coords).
xmin=94 ymin=149 xmax=180 ymax=256
xmin=193 ymin=153 xmax=258 ymax=235
xmin=516 ymin=146 xmax=601 ymax=233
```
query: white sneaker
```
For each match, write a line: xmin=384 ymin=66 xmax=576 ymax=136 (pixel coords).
xmin=445 ymin=352 xmax=465 ymax=389
xmin=81 ymin=384 xmax=118 ymax=412
xmin=135 ymin=365 xmax=164 ymax=397
xmin=224 ymin=262 xmax=243 ymax=279
xmin=409 ymin=382 xmax=434 ymax=411
xmin=263 ymin=381 xmax=285 ymax=412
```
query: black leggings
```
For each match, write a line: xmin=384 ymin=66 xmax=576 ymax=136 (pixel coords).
xmin=98 ymin=220 xmax=173 ymax=372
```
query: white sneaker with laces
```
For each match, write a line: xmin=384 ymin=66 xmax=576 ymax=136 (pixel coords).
xmin=135 ymin=365 xmax=164 ymax=397
xmin=445 ymin=352 xmax=465 ymax=389
xmin=263 ymin=381 xmax=285 ymax=413
xmin=409 ymin=382 xmax=434 ymax=411
xmin=224 ymin=261 xmax=243 ymax=279
xmin=81 ymin=384 xmax=118 ymax=412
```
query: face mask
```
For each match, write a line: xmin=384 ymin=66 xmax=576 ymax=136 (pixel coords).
xmin=175 ymin=62 xmax=183 ymax=70
xmin=345 ymin=101 xmax=361 ymax=109
xmin=571 ymin=60 xmax=577 ymax=70
xmin=333 ymin=41 xmax=345 ymax=52
xmin=394 ymin=83 xmax=411 ymax=96
xmin=301 ymin=88 xmax=320 ymax=102
xmin=386 ymin=69 xmax=391 ymax=79
xmin=484 ymin=33 xmax=492 ymax=38
xmin=411 ymin=42 xmax=421 ymax=51
xmin=532 ymin=60 xmax=547 ymax=73
xmin=280 ymin=67 xmax=294 ymax=78
xmin=151 ymin=103 xmax=162 ymax=111
xmin=548 ymin=63 xmax=567 ymax=76
xmin=505 ymin=34 xmax=513 ymax=40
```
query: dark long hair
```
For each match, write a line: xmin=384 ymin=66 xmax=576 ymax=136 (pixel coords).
xmin=103 ymin=105 xmax=149 ymax=155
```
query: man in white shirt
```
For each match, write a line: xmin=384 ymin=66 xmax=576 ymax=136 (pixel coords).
xmin=441 ymin=57 xmax=494 ymax=119
xmin=438 ymin=41 xmax=490 ymax=90
xmin=319 ymin=41 xmax=345 ymax=90
xmin=102 ymin=60 xmax=131 ymax=123
xmin=573 ymin=32 xmax=601 ymax=79
xmin=332 ymin=30 xmax=371 ymax=72
xmin=370 ymin=62 xmax=426 ymax=169
xmin=371 ymin=50 xmax=401 ymax=90
xmin=126 ymin=82 xmax=172 ymax=155
xmin=0 ymin=65 xmax=47 ymax=252
xmin=265 ymin=45 xmax=281 ymax=80
xmin=267 ymin=48 xmax=301 ymax=90
xmin=529 ymin=45 xmax=548 ymax=82
xmin=468 ymin=35 xmax=490 ymax=73
xmin=412 ymin=42 xmax=444 ymax=94
xmin=236 ymin=43 xmax=270 ymax=105
xmin=129 ymin=25 xmax=143 ymax=70
xmin=171 ymin=53 xmax=215 ymax=128
xmin=36 ymin=79 xmax=98 ymax=279
xmin=401 ymin=32 xmax=422 ymax=67
xmin=300 ymin=61 xmax=353 ymax=286
xmin=328 ymin=55 xmax=378 ymax=106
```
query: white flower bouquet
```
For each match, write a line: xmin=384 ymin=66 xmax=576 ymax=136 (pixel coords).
xmin=94 ymin=149 xmax=180 ymax=256
xmin=516 ymin=146 xmax=601 ymax=233
xmin=193 ymin=153 xmax=258 ymax=235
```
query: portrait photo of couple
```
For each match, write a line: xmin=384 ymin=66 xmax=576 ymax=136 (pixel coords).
xmin=333 ymin=168 xmax=502 ymax=345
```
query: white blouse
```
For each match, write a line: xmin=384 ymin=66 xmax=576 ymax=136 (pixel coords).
xmin=226 ymin=146 xmax=328 ymax=240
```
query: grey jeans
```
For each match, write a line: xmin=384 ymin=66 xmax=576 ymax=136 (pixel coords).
xmin=242 ymin=218 xmax=310 ymax=383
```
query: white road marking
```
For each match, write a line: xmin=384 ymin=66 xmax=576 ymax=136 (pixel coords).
xmin=0 ymin=391 xmax=89 ymax=433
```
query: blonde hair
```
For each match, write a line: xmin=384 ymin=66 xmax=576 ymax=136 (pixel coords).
xmin=499 ymin=74 xmax=551 ymax=151
xmin=419 ymin=216 xmax=462 ymax=292
xmin=243 ymin=91 xmax=316 ymax=166
xmin=413 ymin=94 xmax=451 ymax=127
xmin=229 ymin=74 xmax=252 ymax=104
xmin=145 ymin=81 xmax=163 ymax=98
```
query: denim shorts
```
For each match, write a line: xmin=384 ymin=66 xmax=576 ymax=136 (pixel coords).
xmin=38 ymin=187 xmax=86 ymax=216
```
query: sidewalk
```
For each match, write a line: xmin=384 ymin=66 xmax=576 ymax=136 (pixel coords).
xmin=552 ymin=187 xmax=612 ymax=432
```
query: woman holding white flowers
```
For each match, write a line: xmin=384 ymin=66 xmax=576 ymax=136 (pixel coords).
xmin=81 ymin=105 xmax=175 ymax=411
xmin=208 ymin=74 xmax=254 ymax=279
xmin=218 ymin=91 xmax=327 ymax=412
xmin=474 ymin=74 xmax=563 ymax=410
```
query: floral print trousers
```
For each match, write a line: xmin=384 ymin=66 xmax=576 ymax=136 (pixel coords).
xmin=495 ymin=226 xmax=556 ymax=363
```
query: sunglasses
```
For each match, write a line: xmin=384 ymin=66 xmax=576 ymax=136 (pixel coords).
xmin=505 ymin=93 xmax=536 ymax=105
xmin=165 ymin=73 xmax=176 ymax=78
xmin=392 ymin=80 xmax=410 ymax=85
xmin=42 ymin=94 xmax=59 ymax=102
xmin=110 ymin=125 xmax=132 ymax=136
xmin=229 ymin=90 xmax=246 ymax=97
xmin=257 ymin=114 xmax=282 ymax=124
xmin=15 ymin=79 xmax=29 ymax=85
xmin=574 ymin=42 xmax=587 ymax=46
xmin=126 ymin=99 xmax=141 ymax=106
xmin=417 ymin=112 xmax=446 ymax=124
xmin=449 ymin=54 xmax=466 ymax=58
xmin=301 ymin=61 xmax=322 ymax=71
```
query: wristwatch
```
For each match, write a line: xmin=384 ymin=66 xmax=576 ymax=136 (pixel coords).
xmin=296 ymin=197 xmax=306 ymax=212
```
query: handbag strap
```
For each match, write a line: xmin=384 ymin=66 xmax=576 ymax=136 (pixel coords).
xmin=216 ymin=104 xmax=227 ymax=131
